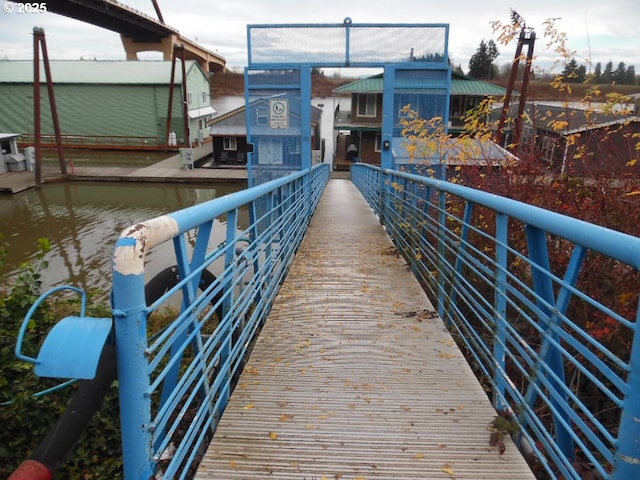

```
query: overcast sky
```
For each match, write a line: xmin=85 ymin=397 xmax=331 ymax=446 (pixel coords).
xmin=1 ymin=0 xmax=638 ymax=75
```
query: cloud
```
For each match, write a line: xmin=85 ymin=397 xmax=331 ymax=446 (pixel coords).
xmin=0 ymin=0 xmax=637 ymax=72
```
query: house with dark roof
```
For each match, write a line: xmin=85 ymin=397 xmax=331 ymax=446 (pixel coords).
xmin=516 ymin=101 xmax=640 ymax=176
xmin=0 ymin=60 xmax=215 ymax=150
xmin=332 ymin=72 xmax=512 ymax=169
xmin=207 ymin=98 xmax=323 ymax=168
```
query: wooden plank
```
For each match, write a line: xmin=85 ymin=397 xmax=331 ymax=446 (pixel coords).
xmin=196 ymin=179 xmax=535 ymax=479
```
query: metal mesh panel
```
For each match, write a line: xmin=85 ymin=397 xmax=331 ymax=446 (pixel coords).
xmin=249 ymin=26 xmax=347 ymax=65
xmin=248 ymin=23 xmax=447 ymax=66
xmin=349 ymin=26 xmax=447 ymax=64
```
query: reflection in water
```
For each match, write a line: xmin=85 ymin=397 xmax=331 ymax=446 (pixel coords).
xmin=0 ymin=182 xmax=245 ymax=296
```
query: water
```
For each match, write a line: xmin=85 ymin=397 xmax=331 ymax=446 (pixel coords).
xmin=1 ymin=94 xmax=345 ymax=298
xmin=0 ymin=181 xmax=244 ymax=296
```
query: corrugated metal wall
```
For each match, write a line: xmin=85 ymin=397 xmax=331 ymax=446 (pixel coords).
xmin=0 ymin=83 xmax=186 ymax=146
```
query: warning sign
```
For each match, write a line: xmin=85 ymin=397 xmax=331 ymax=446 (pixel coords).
xmin=269 ymin=99 xmax=289 ymax=129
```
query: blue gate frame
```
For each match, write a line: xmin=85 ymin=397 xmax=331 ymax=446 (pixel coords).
xmin=245 ymin=20 xmax=451 ymax=185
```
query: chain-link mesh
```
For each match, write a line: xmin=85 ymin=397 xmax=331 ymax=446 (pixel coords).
xmin=248 ymin=24 xmax=447 ymax=66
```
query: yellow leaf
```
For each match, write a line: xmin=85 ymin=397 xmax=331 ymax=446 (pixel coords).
xmin=230 ymin=460 xmax=237 ymax=468
xmin=415 ymin=452 xmax=426 ymax=459
xmin=268 ymin=431 xmax=279 ymax=440
xmin=242 ymin=403 xmax=255 ymax=410
xmin=442 ymin=463 xmax=455 ymax=476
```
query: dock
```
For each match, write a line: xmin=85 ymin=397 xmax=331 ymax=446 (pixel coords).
xmin=195 ymin=179 xmax=535 ymax=479
xmin=0 ymin=143 xmax=248 ymax=194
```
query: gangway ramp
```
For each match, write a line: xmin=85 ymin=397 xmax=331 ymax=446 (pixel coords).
xmin=196 ymin=179 xmax=535 ymax=479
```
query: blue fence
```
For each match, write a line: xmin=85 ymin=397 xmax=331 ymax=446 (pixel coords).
xmin=108 ymin=164 xmax=329 ymax=478
xmin=352 ymin=163 xmax=640 ymax=479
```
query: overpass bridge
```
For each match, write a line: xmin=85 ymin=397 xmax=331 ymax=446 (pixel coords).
xmin=11 ymin=0 xmax=226 ymax=72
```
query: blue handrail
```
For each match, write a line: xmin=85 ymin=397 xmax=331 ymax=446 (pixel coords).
xmin=352 ymin=163 xmax=640 ymax=480
xmin=111 ymin=164 xmax=329 ymax=479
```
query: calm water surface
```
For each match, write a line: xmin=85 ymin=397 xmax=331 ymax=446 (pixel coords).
xmin=0 ymin=181 xmax=244 ymax=296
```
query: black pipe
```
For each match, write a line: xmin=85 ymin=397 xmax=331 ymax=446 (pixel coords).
xmin=28 ymin=344 xmax=118 ymax=473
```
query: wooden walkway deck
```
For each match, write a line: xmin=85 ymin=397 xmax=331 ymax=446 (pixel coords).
xmin=0 ymin=143 xmax=247 ymax=193
xmin=195 ymin=179 xmax=535 ymax=479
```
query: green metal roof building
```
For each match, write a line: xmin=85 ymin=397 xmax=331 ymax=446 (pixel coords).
xmin=332 ymin=72 xmax=514 ymax=169
xmin=0 ymin=60 xmax=216 ymax=149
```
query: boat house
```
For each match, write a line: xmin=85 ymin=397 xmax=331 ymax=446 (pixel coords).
xmin=0 ymin=60 xmax=216 ymax=150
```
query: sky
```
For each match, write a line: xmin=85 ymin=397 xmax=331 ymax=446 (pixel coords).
xmin=0 ymin=0 xmax=639 ymax=76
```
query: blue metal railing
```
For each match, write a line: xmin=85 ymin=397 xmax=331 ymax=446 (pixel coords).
xmin=352 ymin=163 xmax=640 ymax=480
xmin=110 ymin=164 xmax=329 ymax=478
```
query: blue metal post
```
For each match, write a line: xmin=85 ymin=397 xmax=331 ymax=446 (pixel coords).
xmin=493 ymin=213 xmax=508 ymax=410
xmin=112 ymin=237 xmax=154 ymax=479
xmin=613 ymin=305 xmax=640 ymax=479
xmin=300 ymin=66 xmax=312 ymax=170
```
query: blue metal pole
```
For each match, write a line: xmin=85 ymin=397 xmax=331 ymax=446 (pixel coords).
xmin=493 ymin=213 xmax=508 ymax=410
xmin=613 ymin=304 xmax=640 ymax=479
xmin=112 ymin=237 xmax=154 ymax=479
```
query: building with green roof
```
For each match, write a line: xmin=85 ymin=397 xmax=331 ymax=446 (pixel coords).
xmin=0 ymin=60 xmax=216 ymax=150
xmin=332 ymin=72 xmax=513 ymax=168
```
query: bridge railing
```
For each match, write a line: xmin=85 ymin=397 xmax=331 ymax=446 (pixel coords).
xmin=351 ymin=163 xmax=640 ymax=480
xmin=111 ymin=163 xmax=329 ymax=478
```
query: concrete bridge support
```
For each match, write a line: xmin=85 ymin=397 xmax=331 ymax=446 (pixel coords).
xmin=121 ymin=34 xmax=226 ymax=73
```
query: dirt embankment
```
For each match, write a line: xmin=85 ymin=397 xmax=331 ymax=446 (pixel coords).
xmin=212 ymin=71 xmax=638 ymax=101
xmin=492 ymin=79 xmax=639 ymax=101
xmin=211 ymin=72 xmax=351 ymax=97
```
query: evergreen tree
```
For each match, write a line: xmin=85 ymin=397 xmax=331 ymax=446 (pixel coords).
xmin=625 ymin=65 xmax=636 ymax=85
xmin=562 ymin=58 xmax=586 ymax=83
xmin=593 ymin=62 xmax=602 ymax=82
xmin=613 ymin=62 xmax=626 ymax=83
xmin=602 ymin=61 xmax=613 ymax=83
xmin=468 ymin=39 xmax=499 ymax=80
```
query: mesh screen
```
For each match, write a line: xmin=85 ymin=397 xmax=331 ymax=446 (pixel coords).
xmin=349 ymin=26 xmax=447 ymax=64
xmin=249 ymin=26 xmax=347 ymax=65
xmin=248 ymin=24 xmax=447 ymax=66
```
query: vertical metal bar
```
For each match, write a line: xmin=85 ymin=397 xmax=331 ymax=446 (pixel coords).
xmin=493 ymin=213 xmax=508 ymax=409
xmin=300 ymin=66 xmax=312 ymax=170
xmin=436 ymin=189 xmax=447 ymax=317
xmin=39 ymin=29 xmax=67 ymax=175
xmin=381 ymin=66 xmax=395 ymax=170
xmin=165 ymin=49 xmax=177 ymax=147
xmin=497 ymin=30 xmax=525 ymax=146
xmin=179 ymin=46 xmax=190 ymax=147
xmin=33 ymin=28 xmax=42 ymax=187
xmin=112 ymin=243 xmax=154 ymax=479
xmin=513 ymin=33 xmax=536 ymax=149
xmin=524 ymin=225 xmax=574 ymax=461
xmin=444 ymin=201 xmax=475 ymax=325
xmin=613 ymin=304 xmax=640 ymax=479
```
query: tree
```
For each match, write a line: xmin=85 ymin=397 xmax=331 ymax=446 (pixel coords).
xmin=562 ymin=58 xmax=586 ymax=83
xmin=613 ymin=61 xmax=626 ymax=83
xmin=602 ymin=61 xmax=613 ymax=83
xmin=468 ymin=39 xmax=499 ymax=80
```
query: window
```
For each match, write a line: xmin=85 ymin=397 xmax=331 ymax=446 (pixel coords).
xmin=357 ymin=93 xmax=377 ymax=118
xmin=187 ymin=92 xmax=192 ymax=105
xmin=223 ymin=137 xmax=237 ymax=151
xmin=375 ymin=133 xmax=382 ymax=152
xmin=540 ymin=135 xmax=556 ymax=164
xmin=256 ymin=106 xmax=268 ymax=126
xmin=202 ymin=91 xmax=208 ymax=103
xmin=289 ymin=137 xmax=301 ymax=154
